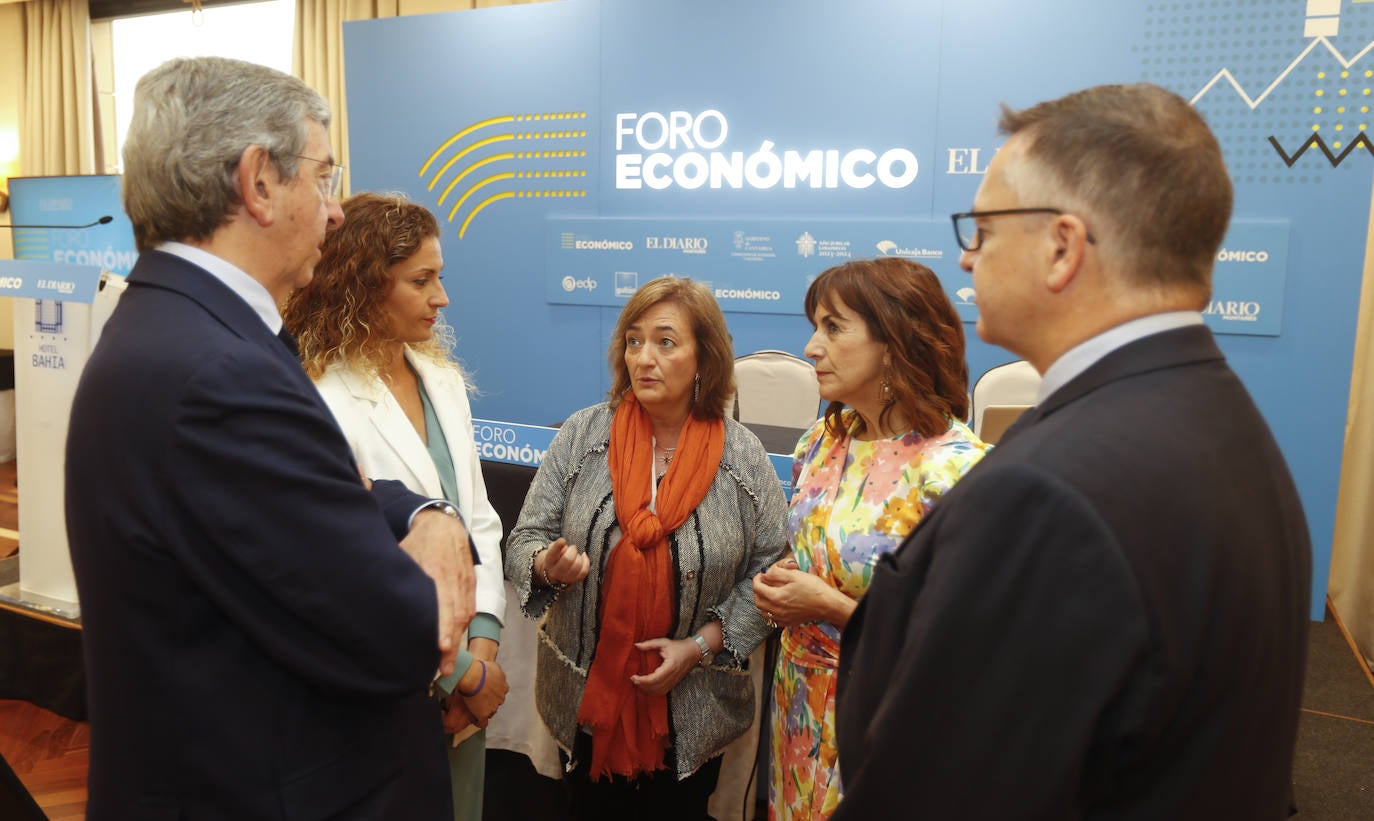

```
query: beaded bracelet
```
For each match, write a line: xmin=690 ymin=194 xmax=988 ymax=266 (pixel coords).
xmin=533 ymin=546 xmax=567 ymax=591
xmin=457 ymin=659 xmax=486 ymax=697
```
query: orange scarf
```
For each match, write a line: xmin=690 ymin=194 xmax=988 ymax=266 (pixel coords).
xmin=576 ymin=393 xmax=725 ymax=779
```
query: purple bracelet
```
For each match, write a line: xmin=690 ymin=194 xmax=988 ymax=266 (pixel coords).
xmin=457 ymin=659 xmax=487 ymax=697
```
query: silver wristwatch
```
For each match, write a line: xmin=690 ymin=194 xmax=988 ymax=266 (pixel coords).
xmin=427 ymin=501 xmax=460 ymax=518
xmin=691 ymin=633 xmax=715 ymax=667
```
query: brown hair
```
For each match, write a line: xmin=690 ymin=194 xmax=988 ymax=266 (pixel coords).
xmin=282 ymin=192 xmax=453 ymax=379
xmin=607 ymin=277 xmax=735 ymax=420
xmin=998 ymin=83 xmax=1232 ymax=299
xmin=804 ymin=257 xmax=968 ymax=439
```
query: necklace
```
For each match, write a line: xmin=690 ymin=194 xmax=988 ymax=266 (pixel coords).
xmin=655 ymin=445 xmax=676 ymax=479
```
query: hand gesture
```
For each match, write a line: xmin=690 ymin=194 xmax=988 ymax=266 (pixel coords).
xmin=400 ymin=508 xmax=476 ymax=676
xmin=753 ymin=556 xmax=857 ymax=629
xmin=459 ymin=659 xmax=510 ymax=728
xmin=442 ymin=691 xmax=477 ymax=735
xmin=629 ymin=637 xmax=698 ymax=696
xmin=535 ymin=538 xmax=590 ymax=588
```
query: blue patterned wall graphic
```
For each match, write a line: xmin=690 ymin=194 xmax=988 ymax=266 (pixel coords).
xmin=345 ymin=0 xmax=1366 ymax=618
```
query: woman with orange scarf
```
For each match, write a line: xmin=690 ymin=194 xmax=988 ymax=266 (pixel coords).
xmin=506 ymin=276 xmax=788 ymax=820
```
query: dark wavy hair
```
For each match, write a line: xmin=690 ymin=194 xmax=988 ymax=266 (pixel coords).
xmin=804 ymin=257 xmax=968 ymax=439
xmin=607 ymin=276 xmax=735 ymax=420
xmin=282 ymin=192 xmax=453 ymax=380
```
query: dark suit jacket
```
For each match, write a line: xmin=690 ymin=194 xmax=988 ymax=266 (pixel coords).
xmin=834 ymin=325 xmax=1311 ymax=820
xmin=66 ymin=251 xmax=452 ymax=820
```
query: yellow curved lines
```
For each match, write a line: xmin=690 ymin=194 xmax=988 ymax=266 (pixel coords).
xmin=438 ymin=153 xmax=515 ymax=205
xmin=425 ymin=112 xmax=590 ymax=237
xmin=459 ymin=192 xmax=515 ymax=239
xmin=419 ymin=115 xmax=515 ymax=177
xmin=426 ymin=135 xmax=516 ymax=191
xmin=447 ymin=172 xmax=517 ymax=223
xmin=459 ymin=189 xmax=588 ymax=239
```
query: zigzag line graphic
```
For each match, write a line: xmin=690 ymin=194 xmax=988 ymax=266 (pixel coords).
xmin=1190 ymin=36 xmax=1374 ymax=109
xmin=1268 ymin=132 xmax=1374 ymax=166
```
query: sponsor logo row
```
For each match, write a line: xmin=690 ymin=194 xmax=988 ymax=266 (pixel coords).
xmin=562 ymin=234 xmax=945 ymax=261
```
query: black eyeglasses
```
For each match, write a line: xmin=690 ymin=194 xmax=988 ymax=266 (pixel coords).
xmin=292 ymin=154 xmax=345 ymax=199
xmin=950 ymin=208 xmax=1095 ymax=252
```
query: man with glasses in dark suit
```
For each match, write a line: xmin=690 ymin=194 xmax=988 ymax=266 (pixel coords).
xmin=835 ymin=83 xmax=1310 ymax=820
xmin=65 ymin=56 xmax=476 ymax=820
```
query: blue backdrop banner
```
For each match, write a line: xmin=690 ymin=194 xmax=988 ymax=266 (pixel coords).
xmin=345 ymin=0 xmax=1373 ymax=618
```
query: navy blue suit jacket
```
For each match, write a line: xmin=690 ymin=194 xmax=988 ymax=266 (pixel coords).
xmin=66 ymin=251 xmax=452 ymax=819
xmin=835 ymin=326 xmax=1311 ymax=820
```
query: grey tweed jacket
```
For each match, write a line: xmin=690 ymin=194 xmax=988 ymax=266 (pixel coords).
xmin=505 ymin=403 xmax=789 ymax=779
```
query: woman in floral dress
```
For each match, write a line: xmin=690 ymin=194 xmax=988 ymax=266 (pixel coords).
xmin=753 ymin=257 xmax=990 ymax=820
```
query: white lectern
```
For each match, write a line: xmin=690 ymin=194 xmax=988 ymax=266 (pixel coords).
xmin=0 ymin=260 xmax=126 ymax=620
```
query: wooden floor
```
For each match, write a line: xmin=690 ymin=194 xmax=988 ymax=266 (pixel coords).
xmin=0 ymin=456 xmax=86 ymax=819
xmin=0 ymin=699 xmax=88 ymax=820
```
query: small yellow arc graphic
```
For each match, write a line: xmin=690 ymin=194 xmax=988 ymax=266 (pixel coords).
xmin=419 ymin=115 xmax=516 ymax=177
xmin=438 ymin=153 xmax=516 ymax=206
xmin=447 ymin=171 xmax=517 ymax=223
xmin=459 ymin=192 xmax=516 ymax=239
xmin=426 ymin=135 xmax=516 ymax=191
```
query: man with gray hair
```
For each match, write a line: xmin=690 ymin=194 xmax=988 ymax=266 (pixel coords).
xmin=834 ymin=83 xmax=1310 ymax=819
xmin=66 ymin=57 xmax=475 ymax=819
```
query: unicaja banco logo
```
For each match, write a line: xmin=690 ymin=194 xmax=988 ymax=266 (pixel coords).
xmin=875 ymin=240 xmax=943 ymax=260
xmin=955 ymin=287 xmax=977 ymax=305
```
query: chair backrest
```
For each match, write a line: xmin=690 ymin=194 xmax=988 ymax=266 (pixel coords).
xmin=731 ymin=350 xmax=821 ymax=429
xmin=970 ymin=360 xmax=1040 ymax=441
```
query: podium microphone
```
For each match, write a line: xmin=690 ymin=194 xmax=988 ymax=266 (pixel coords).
xmin=0 ymin=215 xmax=114 ymax=229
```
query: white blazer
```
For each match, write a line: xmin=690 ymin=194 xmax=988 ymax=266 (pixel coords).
xmin=313 ymin=348 xmax=505 ymax=621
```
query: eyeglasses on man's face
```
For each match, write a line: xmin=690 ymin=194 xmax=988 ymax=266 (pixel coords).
xmin=950 ymin=208 xmax=1095 ymax=252
xmin=292 ymin=154 xmax=345 ymax=200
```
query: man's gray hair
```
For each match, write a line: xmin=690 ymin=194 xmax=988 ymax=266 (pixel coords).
xmin=121 ymin=56 xmax=331 ymax=251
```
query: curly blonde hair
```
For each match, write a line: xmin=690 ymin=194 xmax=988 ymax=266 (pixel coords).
xmin=283 ymin=192 xmax=457 ymax=380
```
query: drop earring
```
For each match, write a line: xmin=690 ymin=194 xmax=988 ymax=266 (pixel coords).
xmin=693 ymin=372 xmax=700 ymax=405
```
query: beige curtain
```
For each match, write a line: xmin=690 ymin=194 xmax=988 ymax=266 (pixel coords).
xmin=1330 ymin=177 xmax=1374 ymax=673
xmin=20 ymin=0 xmax=98 ymax=177
xmin=294 ymin=0 xmax=403 ymax=198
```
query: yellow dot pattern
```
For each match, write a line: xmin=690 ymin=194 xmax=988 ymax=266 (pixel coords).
xmin=1311 ymin=71 xmax=1374 ymax=139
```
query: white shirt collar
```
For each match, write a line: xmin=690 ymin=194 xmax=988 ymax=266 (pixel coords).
xmin=156 ymin=241 xmax=283 ymax=334
xmin=1036 ymin=311 xmax=1204 ymax=404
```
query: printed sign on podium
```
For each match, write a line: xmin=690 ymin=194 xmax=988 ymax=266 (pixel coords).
xmin=0 ymin=259 xmax=126 ymax=619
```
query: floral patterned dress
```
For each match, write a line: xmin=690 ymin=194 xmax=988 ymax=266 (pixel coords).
xmin=768 ymin=411 xmax=990 ymax=820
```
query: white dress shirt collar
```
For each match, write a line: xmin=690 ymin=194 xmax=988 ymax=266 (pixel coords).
xmin=1035 ymin=311 xmax=1204 ymax=405
xmin=156 ymin=241 xmax=283 ymax=334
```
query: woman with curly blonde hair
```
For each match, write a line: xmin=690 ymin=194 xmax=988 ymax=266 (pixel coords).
xmin=283 ymin=192 xmax=507 ymax=820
